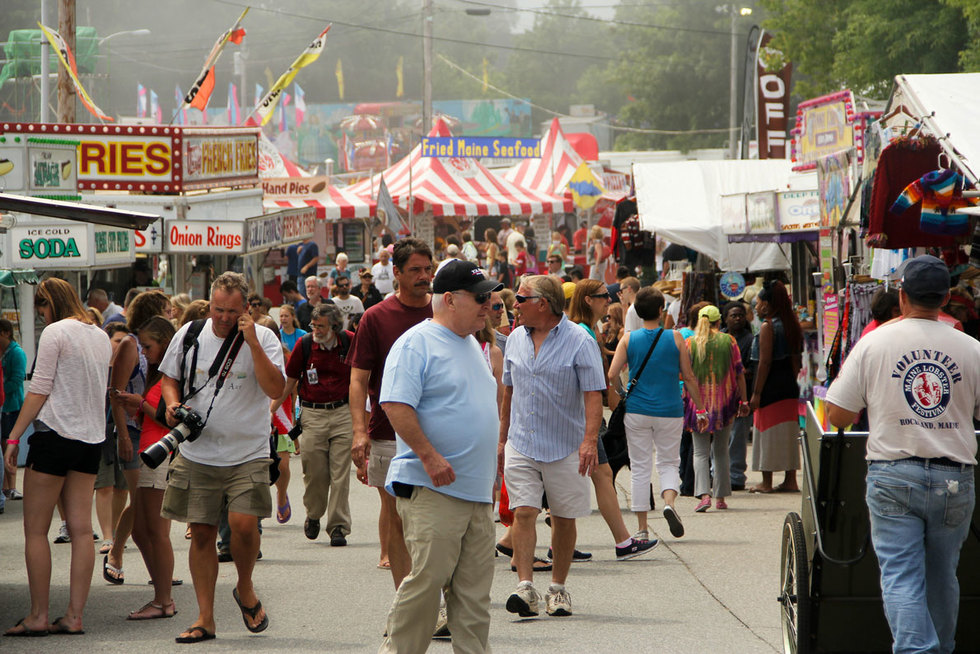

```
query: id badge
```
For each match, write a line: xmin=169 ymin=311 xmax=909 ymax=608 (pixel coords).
xmin=306 ymin=367 xmax=319 ymax=385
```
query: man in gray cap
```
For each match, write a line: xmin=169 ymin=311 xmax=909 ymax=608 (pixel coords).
xmin=825 ymin=254 xmax=980 ymax=654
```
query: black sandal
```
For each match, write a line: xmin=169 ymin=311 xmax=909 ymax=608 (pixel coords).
xmin=232 ymin=588 xmax=269 ymax=633
xmin=175 ymin=625 xmax=215 ymax=644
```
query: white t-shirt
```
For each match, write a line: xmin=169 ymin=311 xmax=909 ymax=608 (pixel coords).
xmin=332 ymin=295 xmax=365 ymax=329
xmin=623 ymin=302 xmax=643 ymax=334
xmin=825 ymin=318 xmax=980 ymax=464
xmin=31 ymin=319 xmax=111 ymax=443
xmin=506 ymin=230 xmax=524 ymax=264
xmin=372 ymin=261 xmax=395 ymax=295
xmin=159 ymin=319 xmax=285 ymax=466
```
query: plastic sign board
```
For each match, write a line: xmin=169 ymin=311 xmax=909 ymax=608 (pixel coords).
xmin=165 ymin=220 xmax=244 ymax=253
xmin=261 ymin=176 xmax=330 ymax=199
xmin=777 ymin=190 xmax=820 ymax=232
xmin=0 ymin=136 xmax=78 ymax=198
xmin=746 ymin=191 xmax=778 ymax=233
xmin=0 ymin=123 xmax=260 ymax=193
xmin=4 ymin=220 xmax=135 ymax=268
xmin=420 ymin=137 xmax=540 ymax=158
xmin=280 ymin=207 xmax=316 ymax=243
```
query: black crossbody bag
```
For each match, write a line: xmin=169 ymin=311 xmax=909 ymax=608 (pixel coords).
xmin=602 ymin=328 xmax=665 ymax=468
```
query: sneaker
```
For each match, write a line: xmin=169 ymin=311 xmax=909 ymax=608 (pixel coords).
xmin=715 ymin=499 xmax=728 ymax=510
xmin=54 ymin=523 xmax=71 ymax=544
xmin=663 ymin=505 xmax=685 ymax=538
xmin=545 ymin=587 xmax=572 ymax=617
xmin=695 ymin=496 xmax=712 ymax=513
xmin=633 ymin=529 xmax=649 ymax=541
xmin=217 ymin=549 xmax=233 ymax=563
xmin=6 ymin=489 xmax=23 ymax=500
xmin=433 ymin=606 xmax=451 ymax=639
xmin=546 ymin=547 xmax=592 ymax=562
xmin=304 ymin=518 xmax=320 ymax=541
xmin=506 ymin=582 xmax=541 ymax=617
xmin=329 ymin=527 xmax=347 ymax=547
xmin=616 ymin=537 xmax=659 ymax=561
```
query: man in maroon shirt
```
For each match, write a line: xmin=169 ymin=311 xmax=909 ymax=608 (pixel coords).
xmin=274 ymin=303 xmax=354 ymax=546
xmin=348 ymin=238 xmax=433 ymax=588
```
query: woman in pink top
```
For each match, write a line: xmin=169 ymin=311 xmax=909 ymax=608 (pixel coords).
xmin=3 ymin=278 xmax=112 ymax=636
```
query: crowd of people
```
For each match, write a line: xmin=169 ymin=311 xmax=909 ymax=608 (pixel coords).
xmin=0 ymin=234 xmax=814 ymax=652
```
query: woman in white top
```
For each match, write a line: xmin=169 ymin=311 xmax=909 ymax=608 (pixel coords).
xmin=3 ymin=278 xmax=112 ymax=636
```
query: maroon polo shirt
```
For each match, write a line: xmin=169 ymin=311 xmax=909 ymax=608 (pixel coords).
xmin=285 ymin=331 xmax=353 ymax=403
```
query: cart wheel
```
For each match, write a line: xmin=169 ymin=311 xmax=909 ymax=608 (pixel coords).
xmin=780 ymin=512 xmax=811 ymax=654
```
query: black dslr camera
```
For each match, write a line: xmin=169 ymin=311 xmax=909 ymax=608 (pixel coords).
xmin=140 ymin=405 xmax=206 ymax=469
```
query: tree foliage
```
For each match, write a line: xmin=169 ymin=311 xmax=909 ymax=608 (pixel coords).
xmin=760 ymin=0 xmax=974 ymax=99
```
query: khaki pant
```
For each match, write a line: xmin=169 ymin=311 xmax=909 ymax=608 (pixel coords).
xmin=380 ymin=487 xmax=494 ymax=654
xmin=299 ymin=405 xmax=353 ymax=534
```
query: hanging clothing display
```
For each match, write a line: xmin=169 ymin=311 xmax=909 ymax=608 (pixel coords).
xmin=890 ymin=168 xmax=977 ymax=236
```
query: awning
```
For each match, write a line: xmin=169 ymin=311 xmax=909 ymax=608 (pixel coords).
xmin=505 ymin=118 xmax=584 ymax=197
xmin=0 ymin=193 xmax=160 ymax=230
xmin=349 ymin=119 xmax=572 ymax=217
xmin=263 ymin=184 xmax=374 ymax=221
xmin=0 ymin=269 xmax=39 ymax=287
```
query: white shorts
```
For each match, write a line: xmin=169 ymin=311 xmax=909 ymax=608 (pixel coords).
xmin=137 ymin=458 xmax=170 ymax=490
xmin=503 ymin=442 xmax=591 ymax=519
xmin=368 ymin=439 xmax=397 ymax=488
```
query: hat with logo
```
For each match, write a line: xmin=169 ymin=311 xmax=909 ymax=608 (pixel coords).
xmin=896 ymin=255 xmax=949 ymax=305
xmin=698 ymin=305 xmax=722 ymax=323
xmin=432 ymin=260 xmax=503 ymax=295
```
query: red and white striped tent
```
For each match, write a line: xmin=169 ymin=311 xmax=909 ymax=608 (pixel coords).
xmin=504 ymin=117 xmax=584 ymax=197
xmin=258 ymin=134 xmax=374 ymax=220
xmin=349 ymin=119 xmax=572 ymax=216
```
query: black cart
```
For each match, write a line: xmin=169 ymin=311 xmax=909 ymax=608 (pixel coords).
xmin=779 ymin=403 xmax=980 ymax=653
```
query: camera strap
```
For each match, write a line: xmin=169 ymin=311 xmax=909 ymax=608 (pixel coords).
xmin=195 ymin=330 xmax=246 ymax=428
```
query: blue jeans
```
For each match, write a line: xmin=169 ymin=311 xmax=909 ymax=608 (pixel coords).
xmin=866 ymin=459 xmax=975 ymax=654
xmin=728 ymin=415 xmax=751 ymax=487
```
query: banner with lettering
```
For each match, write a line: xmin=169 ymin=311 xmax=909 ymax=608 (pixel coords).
xmin=252 ymin=25 xmax=331 ymax=126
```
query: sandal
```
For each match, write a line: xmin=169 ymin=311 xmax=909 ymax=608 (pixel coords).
xmin=748 ymin=485 xmax=774 ymax=494
xmin=128 ymin=600 xmax=177 ymax=620
xmin=377 ymin=560 xmax=391 ymax=569
xmin=48 ymin=617 xmax=84 ymax=635
xmin=99 ymin=540 xmax=113 ymax=554
xmin=276 ymin=497 xmax=291 ymax=524
xmin=4 ymin=618 xmax=48 ymax=637
xmin=774 ymin=483 xmax=800 ymax=493
xmin=510 ymin=556 xmax=553 ymax=572
xmin=103 ymin=555 xmax=124 ymax=585
xmin=232 ymin=588 xmax=269 ymax=633
xmin=175 ymin=625 xmax=215 ymax=644
xmin=184 ymin=525 xmax=192 ymax=540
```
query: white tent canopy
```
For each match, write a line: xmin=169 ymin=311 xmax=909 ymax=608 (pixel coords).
xmin=633 ymin=160 xmax=815 ymax=271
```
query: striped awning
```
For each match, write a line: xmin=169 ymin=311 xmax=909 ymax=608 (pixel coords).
xmin=263 ymin=184 xmax=374 ymax=221
xmin=504 ymin=117 xmax=584 ymax=197
xmin=349 ymin=119 xmax=572 ymax=217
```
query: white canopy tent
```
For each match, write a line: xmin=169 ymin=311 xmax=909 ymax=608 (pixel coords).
xmin=633 ymin=160 xmax=816 ymax=271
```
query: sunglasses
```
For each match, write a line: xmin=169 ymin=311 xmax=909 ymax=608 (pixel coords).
xmin=453 ymin=290 xmax=491 ymax=304
xmin=515 ymin=294 xmax=542 ymax=304
xmin=548 ymin=259 xmax=562 ymax=264
xmin=590 ymin=292 xmax=611 ymax=300
xmin=35 ymin=297 xmax=48 ymax=308
xmin=491 ymin=303 xmax=504 ymax=311
xmin=249 ymin=301 xmax=261 ymax=307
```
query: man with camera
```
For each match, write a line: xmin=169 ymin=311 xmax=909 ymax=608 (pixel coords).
xmin=157 ymin=272 xmax=286 ymax=644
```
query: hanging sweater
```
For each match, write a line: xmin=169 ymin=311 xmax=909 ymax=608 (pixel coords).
xmin=889 ymin=168 xmax=977 ymax=236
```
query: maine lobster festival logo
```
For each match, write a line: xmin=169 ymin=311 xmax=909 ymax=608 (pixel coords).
xmin=901 ymin=361 xmax=952 ymax=419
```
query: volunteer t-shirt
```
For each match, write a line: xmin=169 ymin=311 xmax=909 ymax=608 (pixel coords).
xmin=159 ymin=319 xmax=285 ymax=466
xmin=331 ymin=295 xmax=364 ymax=329
xmin=825 ymin=318 xmax=980 ymax=464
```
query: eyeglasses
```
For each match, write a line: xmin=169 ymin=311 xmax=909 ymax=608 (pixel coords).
xmin=453 ymin=290 xmax=491 ymax=304
xmin=515 ymin=294 xmax=542 ymax=304
xmin=589 ymin=292 xmax=611 ymax=300
xmin=491 ymin=303 xmax=504 ymax=311
xmin=548 ymin=259 xmax=562 ymax=264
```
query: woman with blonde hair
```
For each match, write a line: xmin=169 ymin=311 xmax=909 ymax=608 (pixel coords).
xmin=4 ymin=278 xmax=112 ymax=636
xmin=278 ymin=303 xmax=307 ymax=352
xmin=170 ymin=293 xmax=192 ymax=324
xmin=684 ymin=305 xmax=749 ymax=512
xmin=178 ymin=300 xmax=209 ymax=326
xmin=587 ymin=225 xmax=607 ymax=281
xmin=483 ymin=228 xmax=499 ymax=270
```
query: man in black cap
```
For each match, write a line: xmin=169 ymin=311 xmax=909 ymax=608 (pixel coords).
xmin=825 ymin=255 xmax=980 ymax=654
xmin=377 ymin=260 xmax=502 ymax=653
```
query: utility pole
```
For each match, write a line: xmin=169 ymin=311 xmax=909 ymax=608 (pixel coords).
xmin=422 ymin=0 xmax=433 ymax=134
xmin=39 ymin=0 xmax=50 ymax=122
xmin=57 ymin=0 xmax=75 ymax=123
xmin=728 ymin=7 xmax=738 ymax=159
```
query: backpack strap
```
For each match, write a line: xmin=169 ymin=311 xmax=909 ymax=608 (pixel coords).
xmin=178 ymin=319 xmax=207 ymax=400
xmin=300 ymin=332 xmax=314 ymax=370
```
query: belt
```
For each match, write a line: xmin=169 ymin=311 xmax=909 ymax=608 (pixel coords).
xmin=873 ymin=456 xmax=973 ymax=470
xmin=301 ymin=399 xmax=349 ymax=410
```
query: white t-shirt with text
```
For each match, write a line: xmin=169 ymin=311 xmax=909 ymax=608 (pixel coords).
xmin=372 ymin=261 xmax=395 ymax=295
xmin=332 ymin=295 xmax=365 ymax=329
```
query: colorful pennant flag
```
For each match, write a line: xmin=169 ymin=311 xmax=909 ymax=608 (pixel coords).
xmin=180 ymin=7 xmax=248 ymax=114
xmin=137 ymin=83 xmax=147 ymax=117
xmin=227 ymin=82 xmax=240 ymax=125
xmin=294 ymin=83 xmax=306 ymax=127
xmin=150 ymin=89 xmax=162 ymax=123
xmin=279 ymin=92 xmax=291 ymax=132
xmin=568 ymin=161 xmax=605 ymax=209
xmin=174 ymin=85 xmax=188 ymax=125
xmin=335 ymin=59 xmax=344 ymax=100
xmin=38 ymin=23 xmax=113 ymax=122
xmin=396 ymin=57 xmax=404 ymax=98
xmin=251 ymin=25 xmax=331 ymax=126
xmin=255 ymin=83 xmax=263 ymax=108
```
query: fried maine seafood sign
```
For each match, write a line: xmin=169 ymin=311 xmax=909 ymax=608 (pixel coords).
xmin=0 ymin=123 xmax=260 ymax=194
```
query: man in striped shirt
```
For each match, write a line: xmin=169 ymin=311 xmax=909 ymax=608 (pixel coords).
xmin=499 ymin=275 xmax=606 ymax=619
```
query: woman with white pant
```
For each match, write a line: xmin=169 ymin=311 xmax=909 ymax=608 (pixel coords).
xmin=608 ymin=287 xmax=707 ymax=540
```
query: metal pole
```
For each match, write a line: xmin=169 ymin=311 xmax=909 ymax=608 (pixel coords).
xmin=728 ymin=6 xmax=738 ymax=159
xmin=422 ymin=0 xmax=433 ymax=134
xmin=40 ymin=0 xmax=50 ymax=122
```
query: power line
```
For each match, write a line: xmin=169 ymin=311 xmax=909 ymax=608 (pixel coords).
xmin=207 ymin=0 xmax=615 ymax=61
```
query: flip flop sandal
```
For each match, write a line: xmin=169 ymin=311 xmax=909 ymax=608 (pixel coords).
xmin=4 ymin=618 xmax=48 ymax=637
xmin=103 ymin=555 xmax=124 ymax=585
xmin=495 ymin=542 xmax=514 ymax=558
xmin=377 ymin=561 xmax=391 ymax=569
xmin=748 ymin=486 xmax=774 ymax=494
xmin=232 ymin=588 xmax=269 ymax=633
xmin=148 ymin=579 xmax=184 ymax=586
xmin=276 ymin=497 xmax=291 ymax=524
xmin=175 ymin=625 xmax=215 ymax=644
xmin=128 ymin=601 xmax=178 ymax=620
xmin=510 ymin=556 xmax=553 ymax=572
xmin=48 ymin=617 xmax=84 ymax=635
xmin=99 ymin=540 xmax=113 ymax=554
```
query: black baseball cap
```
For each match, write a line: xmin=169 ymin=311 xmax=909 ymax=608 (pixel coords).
xmin=432 ymin=260 xmax=503 ymax=295
xmin=896 ymin=255 xmax=950 ymax=305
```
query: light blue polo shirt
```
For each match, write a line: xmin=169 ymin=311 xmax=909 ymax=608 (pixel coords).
xmin=381 ymin=319 xmax=499 ymax=503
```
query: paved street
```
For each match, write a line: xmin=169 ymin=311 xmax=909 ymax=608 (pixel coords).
xmin=0 ymin=448 xmax=799 ymax=653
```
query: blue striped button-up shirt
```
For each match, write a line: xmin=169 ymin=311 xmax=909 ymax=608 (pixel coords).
xmin=502 ymin=314 xmax=607 ymax=462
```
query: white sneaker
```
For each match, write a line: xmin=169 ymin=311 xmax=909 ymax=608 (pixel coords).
xmin=545 ymin=587 xmax=572 ymax=617
xmin=53 ymin=522 xmax=71 ymax=544
xmin=506 ymin=582 xmax=540 ymax=617
xmin=432 ymin=605 xmax=450 ymax=639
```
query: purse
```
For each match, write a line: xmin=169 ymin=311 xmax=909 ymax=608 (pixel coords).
xmin=601 ymin=328 xmax=665 ymax=469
